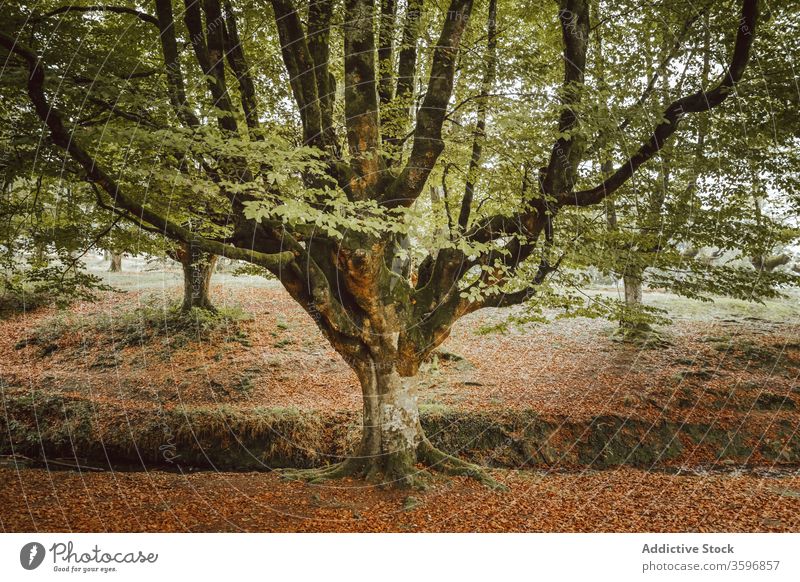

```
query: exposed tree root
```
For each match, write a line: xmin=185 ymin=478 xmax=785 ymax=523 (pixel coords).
xmin=418 ymin=440 xmax=508 ymax=491
xmin=278 ymin=459 xmax=360 ymax=484
xmin=278 ymin=457 xmax=432 ymax=489
xmin=279 ymin=441 xmax=507 ymax=491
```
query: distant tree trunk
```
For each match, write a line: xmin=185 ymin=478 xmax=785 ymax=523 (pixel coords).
xmin=32 ymin=241 xmax=47 ymax=266
xmin=623 ymin=270 xmax=643 ymax=309
xmin=621 ymin=267 xmax=650 ymax=333
xmin=176 ymin=243 xmax=217 ymax=311
xmin=109 ymin=253 xmax=122 ymax=272
xmin=752 ymin=254 xmax=791 ymax=273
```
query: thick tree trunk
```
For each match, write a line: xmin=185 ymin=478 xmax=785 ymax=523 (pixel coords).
xmin=283 ymin=350 xmax=501 ymax=488
xmin=350 ymin=358 xmax=423 ymax=483
xmin=109 ymin=253 xmax=122 ymax=272
xmin=177 ymin=243 xmax=217 ymax=311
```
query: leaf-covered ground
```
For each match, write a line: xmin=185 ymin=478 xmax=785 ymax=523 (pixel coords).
xmin=2 ymin=466 xmax=800 ymax=532
xmin=2 ymin=284 xmax=798 ymax=422
xmin=1 ymin=275 xmax=799 ymax=532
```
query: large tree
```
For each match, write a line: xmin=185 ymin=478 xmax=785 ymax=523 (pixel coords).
xmin=0 ymin=0 xmax=771 ymax=485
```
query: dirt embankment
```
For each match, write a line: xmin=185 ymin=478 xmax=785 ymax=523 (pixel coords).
xmin=2 ymin=388 xmax=799 ymax=472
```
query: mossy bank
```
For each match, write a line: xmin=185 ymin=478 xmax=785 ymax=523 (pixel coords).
xmin=2 ymin=389 xmax=798 ymax=471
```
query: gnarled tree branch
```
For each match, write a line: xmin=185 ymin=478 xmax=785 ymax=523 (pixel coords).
xmin=343 ymin=0 xmax=382 ymax=197
xmin=383 ymin=0 xmax=475 ymax=208
xmin=0 ymin=32 xmax=292 ymax=270
xmin=270 ymin=0 xmax=324 ymax=147
xmin=222 ymin=0 xmax=260 ymax=134
xmin=458 ymin=0 xmax=498 ymax=231
xmin=155 ymin=0 xmax=200 ymax=128
xmin=561 ymin=0 xmax=759 ymax=207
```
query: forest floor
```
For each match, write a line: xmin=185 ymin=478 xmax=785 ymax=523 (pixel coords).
xmin=2 ymin=466 xmax=800 ymax=532
xmin=2 ymin=274 xmax=798 ymax=418
xmin=1 ymin=265 xmax=799 ymax=531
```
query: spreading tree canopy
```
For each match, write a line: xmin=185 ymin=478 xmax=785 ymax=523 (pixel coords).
xmin=1 ymin=0 xmax=795 ymax=486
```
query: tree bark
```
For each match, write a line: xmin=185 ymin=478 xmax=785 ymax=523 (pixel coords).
xmin=109 ymin=253 xmax=122 ymax=272
xmin=623 ymin=271 xmax=643 ymax=308
xmin=282 ymin=343 xmax=502 ymax=488
xmin=620 ymin=267 xmax=652 ymax=334
xmin=176 ymin=243 xmax=217 ymax=311
xmin=350 ymin=357 xmax=423 ymax=483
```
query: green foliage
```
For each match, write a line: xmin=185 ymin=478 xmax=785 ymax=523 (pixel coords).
xmin=0 ymin=152 xmax=167 ymax=312
xmin=0 ymin=265 xmax=112 ymax=316
xmin=230 ymin=262 xmax=276 ymax=279
xmin=1 ymin=0 xmax=797 ymax=333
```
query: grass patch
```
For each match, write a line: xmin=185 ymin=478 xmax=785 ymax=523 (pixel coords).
xmin=643 ymin=291 xmax=800 ymax=323
xmin=22 ymin=297 xmax=253 ymax=352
